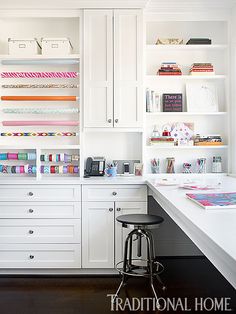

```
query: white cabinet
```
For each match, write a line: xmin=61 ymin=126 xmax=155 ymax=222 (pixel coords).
xmin=84 ymin=9 xmax=143 ymax=128
xmin=82 ymin=202 xmax=114 ymax=268
xmin=82 ymin=185 xmax=147 ymax=268
xmin=115 ymin=202 xmax=147 ymax=264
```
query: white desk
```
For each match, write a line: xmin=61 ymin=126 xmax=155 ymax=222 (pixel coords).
xmin=147 ymin=176 xmax=236 ymax=289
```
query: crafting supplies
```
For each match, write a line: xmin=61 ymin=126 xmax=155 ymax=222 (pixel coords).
xmin=40 ymin=154 xmax=79 ymax=163
xmin=2 ymin=108 xmax=79 ymax=114
xmin=40 ymin=165 xmax=79 ymax=174
xmin=0 ymin=164 xmax=36 ymax=174
xmin=1 ymin=72 xmax=79 ymax=78
xmin=183 ymin=162 xmax=192 ymax=173
xmin=151 ymin=158 xmax=160 ymax=174
xmin=0 ymin=152 xmax=36 ymax=160
xmin=212 ymin=156 xmax=222 ymax=173
xmin=166 ymin=157 xmax=175 ymax=173
xmin=0 ymin=132 xmax=79 ymax=137
xmin=2 ymin=121 xmax=79 ymax=126
xmin=2 ymin=84 xmax=79 ymax=89
xmin=197 ymin=158 xmax=207 ymax=173
xmin=1 ymin=96 xmax=77 ymax=101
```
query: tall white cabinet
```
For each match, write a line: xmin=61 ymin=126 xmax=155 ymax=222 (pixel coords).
xmin=84 ymin=9 xmax=143 ymax=128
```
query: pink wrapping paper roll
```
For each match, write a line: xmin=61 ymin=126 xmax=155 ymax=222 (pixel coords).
xmin=1 ymin=72 xmax=79 ymax=78
xmin=2 ymin=121 xmax=79 ymax=126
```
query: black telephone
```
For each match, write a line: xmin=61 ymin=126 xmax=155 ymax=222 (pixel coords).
xmin=85 ymin=157 xmax=105 ymax=177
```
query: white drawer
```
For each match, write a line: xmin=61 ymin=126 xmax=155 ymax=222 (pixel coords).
xmin=0 ymin=244 xmax=81 ymax=268
xmin=82 ymin=185 xmax=147 ymax=202
xmin=0 ymin=219 xmax=81 ymax=244
xmin=0 ymin=202 xmax=81 ymax=219
xmin=0 ymin=185 xmax=81 ymax=202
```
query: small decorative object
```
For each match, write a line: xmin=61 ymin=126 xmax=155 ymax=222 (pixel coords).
xmin=183 ymin=162 xmax=192 ymax=173
xmin=186 ymin=82 xmax=218 ymax=112
xmin=162 ymin=93 xmax=183 ymax=112
xmin=156 ymin=38 xmax=184 ymax=45
xmin=212 ymin=156 xmax=222 ymax=173
xmin=151 ymin=158 xmax=160 ymax=174
xmin=171 ymin=122 xmax=194 ymax=142
xmin=166 ymin=157 xmax=175 ymax=173
xmin=134 ymin=163 xmax=143 ymax=176
xmin=177 ymin=139 xmax=194 ymax=146
xmin=146 ymin=89 xmax=161 ymax=112
xmin=197 ymin=158 xmax=207 ymax=173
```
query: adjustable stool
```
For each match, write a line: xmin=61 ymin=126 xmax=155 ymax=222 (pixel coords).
xmin=114 ymin=214 xmax=166 ymax=301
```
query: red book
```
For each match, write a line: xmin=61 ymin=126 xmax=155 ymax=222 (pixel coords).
xmin=159 ymin=72 xmax=182 ymax=75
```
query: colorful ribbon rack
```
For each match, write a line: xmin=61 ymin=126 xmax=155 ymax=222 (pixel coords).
xmin=40 ymin=165 xmax=79 ymax=174
xmin=2 ymin=108 xmax=79 ymax=114
xmin=40 ymin=153 xmax=79 ymax=163
xmin=1 ymin=72 xmax=79 ymax=79
xmin=2 ymin=84 xmax=79 ymax=89
xmin=0 ymin=132 xmax=79 ymax=137
xmin=2 ymin=121 xmax=79 ymax=126
xmin=0 ymin=164 xmax=36 ymax=174
xmin=0 ymin=152 xmax=36 ymax=160
xmin=1 ymin=96 xmax=77 ymax=101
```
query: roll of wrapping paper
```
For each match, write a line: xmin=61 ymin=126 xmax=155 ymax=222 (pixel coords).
xmin=2 ymin=84 xmax=79 ymax=89
xmin=40 ymin=165 xmax=79 ymax=174
xmin=2 ymin=121 xmax=79 ymax=126
xmin=41 ymin=154 xmax=79 ymax=162
xmin=0 ymin=164 xmax=36 ymax=174
xmin=2 ymin=108 xmax=79 ymax=114
xmin=1 ymin=96 xmax=77 ymax=101
xmin=1 ymin=72 xmax=79 ymax=79
xmin=0 ymin=132 xmax=79 ymax=136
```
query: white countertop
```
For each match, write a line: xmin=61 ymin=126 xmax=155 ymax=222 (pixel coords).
xmin=147 ymin=176 xmax=236 ymax=289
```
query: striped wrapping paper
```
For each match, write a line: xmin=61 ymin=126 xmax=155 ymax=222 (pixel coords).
xmin=2 ymin=121 xmax=79 ymax=126
xmin=2 ymin=108 xmax=79 ymax=114
xmin=1 ymin=72 xmax=79 ymax=79
xmin=1 ymin=96 xmax=77 ymax=101
xmin=2 ymin=84 xmax=79 ymax=88
xmin=0 ymin=132 xmax=79 ymax=137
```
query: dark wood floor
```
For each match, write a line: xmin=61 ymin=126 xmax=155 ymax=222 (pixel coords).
xmin=0 ymin=257 xmax=235 ymax=314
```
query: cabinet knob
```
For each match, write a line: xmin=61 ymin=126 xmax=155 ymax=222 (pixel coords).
xmin=116 ymin=207 xmax=121 ymax=211
xmin=112 ymin=191 xmax=117 ymax=196
xmin=28 ymin=209 xmax=34 ymax=213
xmin=108 ymin=119 xmax=112 ymax=123
xmin=109 ymin=208 xmax=113 ymax=212
xmin=29 ymin=230 xmax=34 ymax=234
xmin=29 ymin=255 xmax=34 ymax=259
xmin=28 ymin=192 xmax=34 ymax=196
xmin=115 ymin=119 xmax=119 ymax=123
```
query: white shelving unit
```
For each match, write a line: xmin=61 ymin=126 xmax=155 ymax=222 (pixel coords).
xmin=0 ymin=15 xmax=82 ymax=179
xmin=144 ymin=18 xmax=230 ymax=175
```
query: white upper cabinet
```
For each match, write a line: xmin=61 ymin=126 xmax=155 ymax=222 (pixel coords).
xmin=114 ymin=10 xmax=143 ymax=128
xmin=84 ymin=10 xmax=113 ymax=127
xmin=84 ymin=9 xmax=143 ymax=128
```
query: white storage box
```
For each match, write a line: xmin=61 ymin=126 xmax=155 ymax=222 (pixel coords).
xmin=41 ymin=38 xmax=73 ymax=55
xmin=8 ymin=38 xmax=41 ymax=55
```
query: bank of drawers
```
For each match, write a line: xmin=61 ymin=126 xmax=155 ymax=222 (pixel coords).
xmin=0 ymin=185 xmax=81 ymax=268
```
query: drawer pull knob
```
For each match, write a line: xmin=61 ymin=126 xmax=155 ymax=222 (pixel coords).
xmin=116 ymin=207 xmax=121 ymax=211
xmin=28 ymin=209 xmax=34 ymax=213
xmin=112 ymin=191 xmax=117 ymax=196
xmin=29 ymin=230 xmax=34 ymax=234
xmin=108 ymin=119 xmax=112 ymax=123
xmin=29 ymin=255 xmax=34 ymax=259
xmin=115 ymin=119 xmax=119 ymax=123
xmin=109 ymin=208 xmax=113 ymax=212
xmin=28 ymin=192 xmax=34 ymax=196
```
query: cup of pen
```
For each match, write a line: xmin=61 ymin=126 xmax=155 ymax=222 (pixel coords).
xmin=105 ymin=165 xmax=117 ymax=177
xmin=151 ymin=158 xmax=160 ymax=174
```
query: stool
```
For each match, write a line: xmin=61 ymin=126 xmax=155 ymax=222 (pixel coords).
xmin=114 ymin=214 xmax=166 ymax=302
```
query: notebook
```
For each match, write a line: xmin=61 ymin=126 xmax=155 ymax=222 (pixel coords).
xmin=186 ymin=192 xmax=236 ymax=209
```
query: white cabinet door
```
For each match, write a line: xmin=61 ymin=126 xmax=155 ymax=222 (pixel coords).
xmin=115 ymin=202 xmax=147 ymax=264
xmin=82 ymin=202 xmax=114 ymax=268
xmin=84 ymin=10 xmax=113 ymax=128
xmin=114 ymin=10 xmax=143 ymax=128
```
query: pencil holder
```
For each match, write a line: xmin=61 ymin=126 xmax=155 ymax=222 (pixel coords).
xmin=151 ymin=165 xmax=160 ymax=174
xmin=105 ymin=167 xmax=117 ymax=177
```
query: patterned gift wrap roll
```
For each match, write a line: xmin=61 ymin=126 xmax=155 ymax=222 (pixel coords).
xmin=7 ymin=166 xmax=12 ymax=173
xmin=28 ymin=152 xmax=36 ymax=160
xmin=2 ymin=84 xmax=79 ymax=89
xmin=0 ymin=132 xmax=79 ymax=137
xmin=0 ymin=153 xmax=8 ymax=160
xmin=1 ymin=96 xmax=77 ymax=101
xmin=0 ymin=164 xmax=36 ymax=174
xmin=18 ymin=153 xmax=28 ymax=160
xmin=1 ymin=72 xmax=79 ymax=79
xmin=7 ymin=153 xmax=18 ymax=160
xmin=3 ymin=108 xmax=79 ymax=114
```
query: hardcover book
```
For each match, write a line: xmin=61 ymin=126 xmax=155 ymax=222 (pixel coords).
xmin=186 ymin=192 xmax=236 ymax=209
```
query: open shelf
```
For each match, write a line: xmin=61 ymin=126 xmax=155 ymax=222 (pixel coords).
xmin=146 ymin=44 xmax=228 ymax=51
xmin=146 ymin=145 xmax=228 ymax=150
xmin=146 ymin=75 xmax=226 ymax=80
xmin=146 ymin=112 xmax=227 ymax=116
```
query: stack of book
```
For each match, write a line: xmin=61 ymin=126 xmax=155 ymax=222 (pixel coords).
xmin=158 ymin=62 xmax=182 ymax=76
xmin=150 ymin=136 xmax=175 ymax=146
xmin=186 ymin=38 xmax=212 ymax=45
xmin=189 ymin=63 xmax=215 ymax=76
xmin=194 ymin=134 xmax=223 ymax=146
xmin=146 ymin=88 xmax=160 ymax=112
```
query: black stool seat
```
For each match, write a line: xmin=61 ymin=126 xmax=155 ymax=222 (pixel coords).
xmin=116 ymin=214 xmax=164 ymax=226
